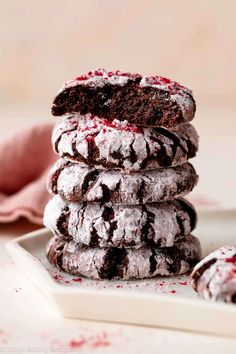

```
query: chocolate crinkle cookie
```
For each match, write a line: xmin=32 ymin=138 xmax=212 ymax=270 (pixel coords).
xmin=191 ymin=246 xmax=236 ymax=303
xmin=44 ymin=195 xmax=197 ymax=249
xmin=46 ymin=234 xmax=202 ymax=280
xmin=47 ymin=159 xmax=198 ymax=204
xmin=45 ymin=68 xmax=201 ymax=281
xmin=51 ymin=69 xmax=196 ymax=128
xmin=52 ymin=114 xmax=199 ymax=171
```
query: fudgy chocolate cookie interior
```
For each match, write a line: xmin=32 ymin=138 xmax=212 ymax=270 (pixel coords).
xmin=52 ymin=79 xmax=194 ymax=128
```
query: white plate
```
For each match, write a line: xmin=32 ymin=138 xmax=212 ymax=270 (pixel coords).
xmin=6 ymin=209 xmax=236 ymax=338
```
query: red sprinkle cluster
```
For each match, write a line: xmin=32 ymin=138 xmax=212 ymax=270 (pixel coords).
xmin=68 ymin=332 xmax=110 ymax=349
xmin=145 ymin=75 xmax=186 ymax=93
xmin=101 ymin=118 xmax=142 ymax=133
xmin=52 ymin=273 xmax=83 ymax=285
xmin=53 ymin=274 xmax=63 ymax=282
xmin=75 ymin=69 xmax=104 ymax=81
xmin=75 ymin=69 xmax=140 ymax=82
xmin=71 ymin=69 xmax=189 ymax=98
xmin=74 ymin=116 xmax=142 ymax=139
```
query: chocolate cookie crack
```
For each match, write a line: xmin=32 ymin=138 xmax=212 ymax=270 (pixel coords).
xmin=81 ymin=170 xmax=99 ymax=196
xmin=137 ymin=179 xmax=146 ymax=204
xmin=47 ymin=238 xmax=67 ymax=270
xmin=140 ymin=205 xmax=156 ymax=246
xmin=100 ymin=183 xmax=112 ymax=203
xmin=129 ymin=138 xmax=138 ymax=164
xmin=149 ymin=247 xmax=158 ymax=275
xmin=140 ymin=136 xmax=152 ymax=169
xmin=103 ymin=208 xmax=118 ymax=246
xmin=98 ymin=248 xmax=127 ymax=279
xmin=89 ymin=227 xmax=100 ymax=247
xmin=177 ymin=198 xmax=197 ymax=230
xmin=49 ymin=161 xmax=71 ymax=194
xmin=161 ymin=246 xmax=181 ymax=274
xmin=192 ymin=258 xmax=217 ymax=288
xmin=56 ymin=123 xmax=78 ymax=155
xmin=185 ymin=133 xmax=197 ymax=159
xmin=157 ymin=127 xmax=188 ymax=156
xmin=56 ymin=206 xmax=70 ymax=236
xmin=75 ymin=202 xmax=87 ymax=236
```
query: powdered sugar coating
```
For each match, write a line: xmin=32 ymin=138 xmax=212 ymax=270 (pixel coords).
xmin=58 ymin=69 xmax=141 ymax=94
xmin=46 ymin=234 xmax=202 ymax=280
xmin=44 ymin=195 xmax=197 ymax=249
xmin=52 ymin=114 xmax=199 ymax=170
xmin=58 ymin=68 xmax=190 ymax=96
xmin=48 ymin=159 xmax=198 ymax=204
xmin=191 ymin=246 xmax=236 ymax=303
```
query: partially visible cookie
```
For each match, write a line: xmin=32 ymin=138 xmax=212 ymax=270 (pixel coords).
xmin=52 ymin=114 xmax=199 ymax=170
xmin=191 ymin=246 xmax=236 ymax=303
xmin=46 ymin=234 xmax=202 ymax=280
xmin=44 ymin=195 xmax=197 ymax=249
xmin=48 ymin=159 xmax=198 ymax=204
xmin=51 ymin=69 xmax=196 ymax=128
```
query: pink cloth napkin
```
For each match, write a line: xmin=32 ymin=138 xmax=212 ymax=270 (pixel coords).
xmin=0 ymin=123 xmax=56 ymax=225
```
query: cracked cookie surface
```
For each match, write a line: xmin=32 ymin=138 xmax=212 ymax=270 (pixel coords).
xmin=52 ymin=114 xmax=198 ymax=171
xmin=51 ymin=69 xmax=195 ymax=128
xmin=48 ymin=159 xmax=198 ymax=204
xmin=46 ymin=234 xmax=201 ymax=280
xmin=44 ymin=195 xmax=197 ymax=249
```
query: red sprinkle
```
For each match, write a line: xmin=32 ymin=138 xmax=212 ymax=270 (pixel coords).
xmin=69 ymin=339 xmax=86 ymax=348
xmin=72 ymin=277 xmax=82 ymax=282
xmin=169 ymin=290 xmax=176 ymax=294
xmin=53 ymin=274 xmax=63 ymax=282
xmin=159 ymin=77 xmax=171 ymax=84
xmin=85 ymin=135 xmax=95 ymax=142
xmin=225 ymin=257 xmax=236 ymax=263
xmin=179 ymin=281 xmax=188 ymax=286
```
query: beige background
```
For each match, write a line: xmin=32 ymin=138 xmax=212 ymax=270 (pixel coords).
xmin=0 ymin=0 xmax=236 ymax=205
xmin=1 ymin=0 xmax=236 ymax=114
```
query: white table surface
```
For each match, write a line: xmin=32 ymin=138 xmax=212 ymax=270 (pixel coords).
xmin=1 ymin=103 xmax=236 ymax=353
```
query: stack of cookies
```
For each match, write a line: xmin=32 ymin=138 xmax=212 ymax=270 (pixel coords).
xmin=44 ymin=69 xmax=202 ymax=280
